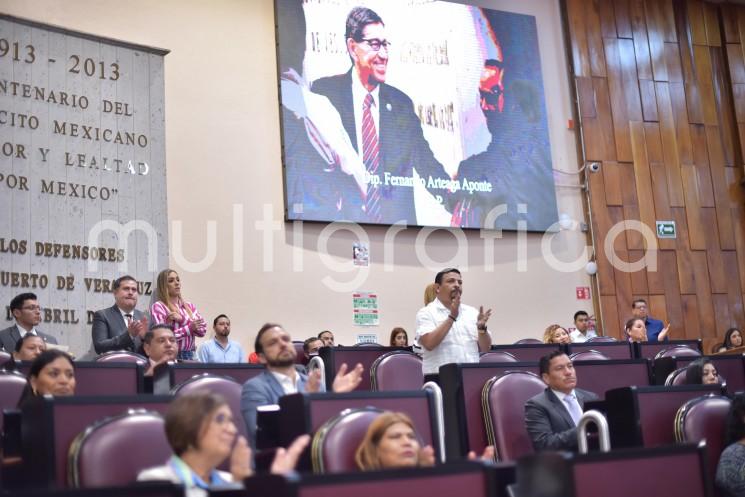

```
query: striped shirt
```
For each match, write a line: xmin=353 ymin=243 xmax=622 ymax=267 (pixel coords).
xmin=150 ymin=300 xmax=207 ymax=353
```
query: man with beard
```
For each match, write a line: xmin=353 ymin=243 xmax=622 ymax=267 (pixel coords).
xmin=241 ymin=323 xmax=364 ymax=447
xmin=197 ymin=314 xmax=245 ymax=363
xmin=415 ymin=269 xmax=492 ymax=383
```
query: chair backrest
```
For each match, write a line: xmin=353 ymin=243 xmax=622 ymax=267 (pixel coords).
xmin=481 ymin=371 xmax=546 ymax=461
xmin=311 ymin=407 xmax=384 ymax=473
xmin=569 ymin=350 xmax=610 ymax=362
xmin=294 ymin=341 xmax=308 ymax=365
xmin=320 ymin=346 xmax=396 ymax=392
xmin=0 ymin=370 xmax=27 ymax=433
xmin=675 ymin=394 xmax=731 ymax=484
xmin=586 ymin=336 xmax=617 ymax=343
xmin=665 ymin=366 xmax=689 ymax=386
xmin=0 ymin=350 xmax=11 ymax=366
xmin=654 ymin=346 xmax=701 ymax=360
xmin=68 ymin=410 xmax=170 ymax=487
xmin=94 ymin=351 xmax=148 ymax=364
xmin=573 ymin=360 xmax=651 ymax=399
xmin=370 ymin=351 xmax=423 ymax=391
xmin=478 ymin=351 xmax=518 ymax=363
xmin=514 ymin=338 xmax=543 ymax=345
xmin=567 ymin=341 xmax=633 ymax=360
xmin=171 ymin=374 xmax=246 ymax=438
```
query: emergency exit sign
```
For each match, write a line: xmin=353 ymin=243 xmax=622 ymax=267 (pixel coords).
xmin=656 ymin=220 xmax=676 ymax=239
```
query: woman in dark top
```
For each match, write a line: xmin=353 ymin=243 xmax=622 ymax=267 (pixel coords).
xmin=685 ymin=358 xmax=720 ymax=385
xmin=723 ymin=328 xmax=743 ymax=351
xmin=17 ymin=349 xmax=76 ymax=407
xmin=717 ymin=394 xmax=745 ymax=496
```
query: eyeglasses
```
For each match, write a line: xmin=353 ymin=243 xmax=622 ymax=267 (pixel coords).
xmin=22 ymin=305 xmax=41 ymax=311
xmin=360 ymin=38 xmax=391 ymax=52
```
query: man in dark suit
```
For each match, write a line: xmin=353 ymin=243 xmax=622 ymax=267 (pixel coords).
xmin=525 ymin=350 xmax=599 ymax=451
xmin=311 ymin=6 xmax=453 ymax=225
xmin=91 ymin=275 xmax=148 ymax=355
xmin=0 ymin=292 xmax=57 ymax=352
xmin=241 ymin=323 xmax=363 ymax=447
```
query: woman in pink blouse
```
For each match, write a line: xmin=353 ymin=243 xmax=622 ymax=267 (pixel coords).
xmin=150 ymin=269 xmax=207 ymax=360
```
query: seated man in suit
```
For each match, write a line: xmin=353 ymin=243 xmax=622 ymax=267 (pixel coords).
xmin=142 ymin=324 xmax=178 ymax=376
xmin=91 ymin=275 xmax=148 ymax=355
xmin=241 ymin=323 xmax=363 ymax=447
xmin=0 ymin=292 xmax=57 ymax=352
xmin=525 ymin=350 xmax=599 ymax=451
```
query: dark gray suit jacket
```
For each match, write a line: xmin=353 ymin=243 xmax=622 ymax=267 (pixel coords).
xmin=91 ymin=305 xmax=146 ymax=354
xmin=240 ymin=370 xmax=317 ymax=448
xmin=0 ymin=325 xmax=58 ymax=352
xmin=525 ymin=387 xmax=599 ymax=451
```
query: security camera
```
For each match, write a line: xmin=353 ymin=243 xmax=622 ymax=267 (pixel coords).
xmin=588 ymin=162 xmax=601 ymax=173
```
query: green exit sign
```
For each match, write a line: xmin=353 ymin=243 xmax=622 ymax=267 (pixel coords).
xmin=656 ymin=220 xmax=676 ymax=239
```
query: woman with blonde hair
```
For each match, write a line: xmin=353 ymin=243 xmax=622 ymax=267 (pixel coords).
xmin=542 ymin=324 xmax=570 ymax=345
xmin=151 ymin=269 xmax=207 ymax=360
xmin=423 ymin=283 xmax=437 ymax=306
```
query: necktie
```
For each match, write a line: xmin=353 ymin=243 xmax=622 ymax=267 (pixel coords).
xmin=125 ymin=314 xmax=133 ymax=325
xmin=362 ymin=93 xmax=381 ymax=222
xmin=564 ymin=393 xmax=583 ymax=426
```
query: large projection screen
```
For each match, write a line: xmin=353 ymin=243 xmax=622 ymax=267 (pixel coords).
xmin=276 ymin=0 xmax=558 ymax=231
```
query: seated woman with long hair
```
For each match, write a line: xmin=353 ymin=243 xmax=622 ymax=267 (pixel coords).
xmin=685 ymin=358 xmax=720 ymax=385
xmin=17 ymin=349 xmax=75 ymax=407
xmin=723 ymin=328 xmax=743 ymax=351
xmin=139 ymin=392 xmax=308 ymax=495
xmin=624 ymin=318 xmax=647 ymax=343
xmin=390 ymin=327 xmax=408 ymax=347
xmin=542 ymin=324 xmax=570 ymax=345
xmin=355 ymin=411 xmax=493 ymax=471
xmin=716 ymin=394 xmax=745 ymax=496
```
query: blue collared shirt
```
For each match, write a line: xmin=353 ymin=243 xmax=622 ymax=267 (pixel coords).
xmin=645 ymin=318 xmax=667 ymax=342
xmin=197 ymin=338 xmax=245 ymax=363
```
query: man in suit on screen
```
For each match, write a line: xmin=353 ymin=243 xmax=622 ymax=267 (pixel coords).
xmin=311 ymin=6 xmax=453 ymax=226
xmin=525 ymin=350 xmax=599 ymax=451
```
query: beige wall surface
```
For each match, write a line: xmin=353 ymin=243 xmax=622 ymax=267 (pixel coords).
xmin=1 ymin=0 xmax=595 ymax=352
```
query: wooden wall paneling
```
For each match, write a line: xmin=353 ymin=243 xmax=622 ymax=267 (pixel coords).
xmin=647 ymin=246 xmax=666 ymax=294
xmin=721 ymin=4 xmax=739 ymax=44
xmin=609 ymin=204 xmax=631 ymax=255
xmin=691 ymin=250 xmax=717 ymax=337
xmin=665 ymin=42 xmax=684 ymax=82
xmin=733 ymin=84 xmax=745 ymax=123
xmin=614 ymin=0 xmax=634 ymax=38
xmin=566 ymin=0 xmax=592 ymax=77
xmin=738 ymin=7 xmax=745 ymax=46
xmin=589 ymin=172 xmax=617 ymax=295
xmin=676 ymin=6 xmax=706 ymax=125
xmin=700 ymin=208 xmax=727 ymax=294
xmin=645 ymin=0 xmax=677 ymax=44
xmin=604 ymin=38 xmax=634 ymax=161
xmin=618 ymin=161 xmax=644 ymax=250
xmin=620 ymin=39 xmax=645 ymax=121
xmin=680 ymin=164 xmax=707 ymax=250
xmin=630 ymin=0 xmax=654 ymax=80
xmin=592 ymin=77 xmax=619 ymax=160
xmin=649 ymin=294 xmax=669 ymax=322
xmin=686 ymin=0 xmax=708 ymax=45
xmin=724 ymin=166 xmax=745 ymax=207
xmin=577 ymin=77 xmax=598 ymax=117
xmin=713 ymin=294 xmax=732 ymax=336
xmin=640 ymin=79 xmax=660 ymax=120
xmin=645 ymin=0 xmax=669 ymax=81
xmin=630 ymin=121 xmax=658 ymax=247
xmin=689 ymin=124 xmax=716 ymax=207
xmin=649 ymin=162 xmax=677 ymax=249
xmin=710 ymin=47 xmax=740 ymax=167
xmin=702 ymin=2 xmax=720 ymax=47
xmin=659 ymin=249 xmax=685 ymax=337
xmin=671 ymin=206 xmax=697 ymax=294
xmin=692 ymin=45 xmax=719 ymax=125
xmin=705 ymin=125 xmax=736 ymax=250
xmin=629 ymin=248 xmax=650 ymax=294
xmin=643 ymin=122 xmax=665 ymax=163
xmin=730 ymin=203 xmax=745 ymax=297
xmin=586 ymin=0 xmax=608 ymax=77
xmin=603 ymin=161 xmax=624 ymax=205
xmin=669 ymin=82 xmax=694 ymax=165
xmin=655 ymin=82 xmax=686 ymax=205
xmin=726 ymin=43 xmax=745 ymax=84
xmin=681 ymin=294 xmax=702 ymax=338
xmin=599 ymin=0 xmax=618 ymax=38
xmin=722 ymin=251 xmax=745 ymax=328
xmin=600 ymin=294 xmax=622 ymax=338
xmin=612 ymin=249 xmax=635 ymax=323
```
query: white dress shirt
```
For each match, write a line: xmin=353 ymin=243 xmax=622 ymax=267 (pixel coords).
xmin=270 ymin=370 xmax=301 ymax=395
xmin=415 ymin=298 xmax=491 ymax=375
xmin=16 ymin=324 xmax=37 ymax=338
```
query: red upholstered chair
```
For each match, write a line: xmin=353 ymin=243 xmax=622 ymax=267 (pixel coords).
xmin=481 ymin=371 xmax=546 ymax=461
xmin=0 ymin=351 xmax=11 ymax=366
xmin=514 ymin=338 xmax=542 ymax=345
xmin=0 ymin=370 xmax=27 ymax=433
xmin=569 ymin=350 xmax=610 ymax=362
xmin=654 ymin=346 xmax=701 ymax=360
xmin=665 ymin=366 xmax=689 ymax=386
xmin=479 ymin=351 xmax=518 ymax=363
xmin=67 ymin=409 xmax=169 ymax=487
xmin=586 ymin=336 xmax=617 ymax=343
xmin=94 ymin=350 xmax=148 ymax=365
xmin=171 ymin=374 xmax=246 ymax=439
xmin=674 ymin=395 xmax=731 ymax=484
xmin=311 ymin=407 xmax=385 ymax=473
xmin=370 ymin=351 xmax=423 ymax=391
xmin=293 ymin=341 xmax=308 ymax=365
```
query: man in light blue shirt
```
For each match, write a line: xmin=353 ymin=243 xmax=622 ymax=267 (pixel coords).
xmin=197 ymin=314 xmax=245 ymax=363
